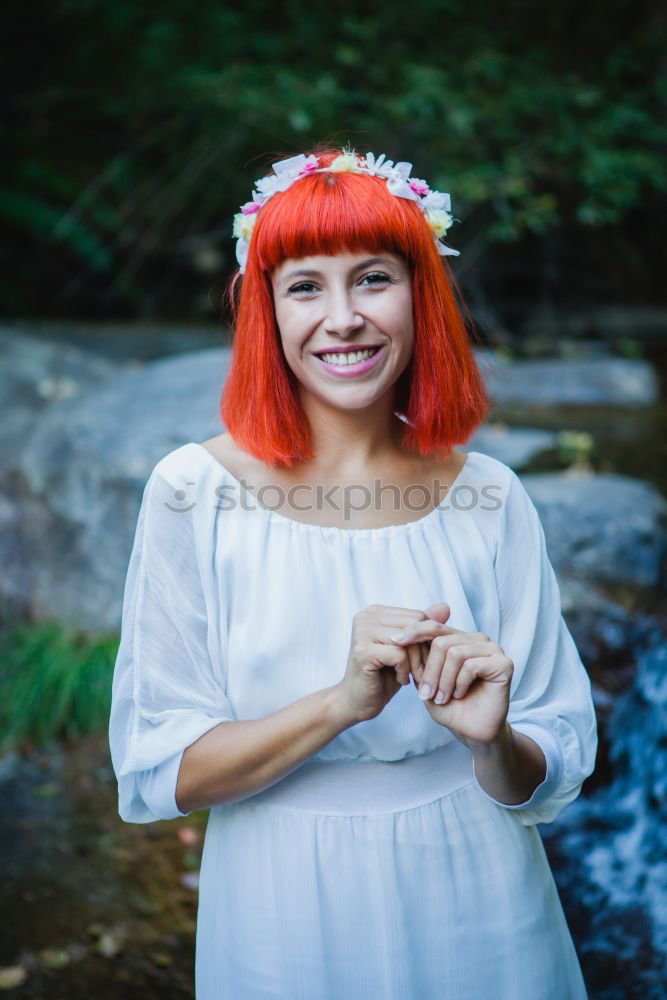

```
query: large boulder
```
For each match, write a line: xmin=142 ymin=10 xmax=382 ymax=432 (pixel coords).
xmin=474 ymin=349 xmax=659 ymax=408
xmin=2 ymin=347 xmax=231 ymax=630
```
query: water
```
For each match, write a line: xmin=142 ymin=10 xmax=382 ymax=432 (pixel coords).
xmin=541 ymin=619 xmax=667 ymax=998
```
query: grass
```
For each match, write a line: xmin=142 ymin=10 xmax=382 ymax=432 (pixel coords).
xmin=0 ymin=620 xmax=119 ymax=754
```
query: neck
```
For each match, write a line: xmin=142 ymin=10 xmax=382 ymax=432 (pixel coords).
xmin=297 ymin=391 xmax=410 ymax=476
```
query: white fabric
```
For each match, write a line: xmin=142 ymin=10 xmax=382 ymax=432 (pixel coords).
xmin=109 ymin=443 xmax=597 ymax=998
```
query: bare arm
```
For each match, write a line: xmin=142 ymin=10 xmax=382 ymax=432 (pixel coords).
xmin=175 ymin=683 xmax=356 ymax=813
xmin=466 ymin=722 xmax=547 ymax=805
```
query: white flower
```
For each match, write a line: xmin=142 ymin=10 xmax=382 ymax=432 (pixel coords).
xmin=385 ymin=174 xmax=420 ymax=201
xmin=271 ymin=153 xmax=317 ymax=177
xmin=329 ymin=151 xmax=362 ymax=172
xmin=254 ymin=175 xmax=281 ymax=199
xmin=363 ymin=152 xmax=394 ymax=176
xmin=232 ymin=212 xmax=257 ymax=242
xmin=392 ymin=161 xmax=413 ymax=180
xmin=425 ymin=208 xmax=454 ymax=237
xmin=422 ymin=190 xmax=451 ymax=212
xmin=256 ymin=172 xmax=294 ymax=197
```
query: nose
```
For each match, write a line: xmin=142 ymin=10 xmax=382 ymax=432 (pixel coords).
xmin=322 ymin=286 xmax=364 ymax=337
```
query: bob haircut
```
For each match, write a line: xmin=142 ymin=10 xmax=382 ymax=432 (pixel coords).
xmin=221 ymin=145 xmax=489 ymax=468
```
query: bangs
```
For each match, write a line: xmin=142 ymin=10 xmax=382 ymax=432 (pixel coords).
xmin=251 ymin=170 xmax=427 ymax=273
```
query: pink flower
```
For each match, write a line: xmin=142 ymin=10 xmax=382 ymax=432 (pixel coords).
xmin=241 ymin=201 xmax=261 ymax=215
xmin=299 ymin=162 xmax=320 ymax=176
xmin=409 ymin=179 xmax=430 ymax=196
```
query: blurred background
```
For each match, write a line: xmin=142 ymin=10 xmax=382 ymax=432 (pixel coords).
xmin=1 ymin=1 xmax=666 ymax=996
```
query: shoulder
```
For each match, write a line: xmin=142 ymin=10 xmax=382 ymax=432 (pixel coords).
xmin=449 ymin=449 xmax=517 ymax=512
xmin=464 ymin=449 xmax=515 ymax=483
xmin=140 ymin=443 xmax=223 ymax=560
xmin=197 ymin=432 xmax=262 ymax=481
xmin=199 ymin=431 xmax=234 ymax=455
xmin=455 ymin=451 xmax=539 ymax=551
xmin=141 ymin=442 xmax=221 ymax=525
xmin=150 ymin=439 xmax=221 ymax=488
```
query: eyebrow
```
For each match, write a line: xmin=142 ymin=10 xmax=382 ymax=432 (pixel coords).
xmin=280 ymin=257 xmax=398 ymax=284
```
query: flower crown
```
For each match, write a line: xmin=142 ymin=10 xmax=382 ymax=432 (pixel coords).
xmin=232 ymin=146 xmax=461 ymax=273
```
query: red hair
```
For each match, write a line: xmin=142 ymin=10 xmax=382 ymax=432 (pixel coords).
xmin=221 ymin=146 xmax=489 ymax=468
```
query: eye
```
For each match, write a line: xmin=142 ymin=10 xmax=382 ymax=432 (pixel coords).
xmin=360 ymin=271 xmax=392 ymax=286
xmin=286 ymin=281 xmax=319 ymax=295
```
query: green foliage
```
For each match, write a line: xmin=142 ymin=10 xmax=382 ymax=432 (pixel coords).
xmin=4 ymin=0 xmax=666 ymax=313
xmin=615 ymin=338 xmax=644 ymax=358
xmin=0 ymin=621 xmax=119 ymax=753
xmin=556 ymin=429 xmax=595 ymax=466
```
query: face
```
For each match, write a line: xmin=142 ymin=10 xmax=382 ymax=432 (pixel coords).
xmin=270 ymin=250 xmax=414 ymax=412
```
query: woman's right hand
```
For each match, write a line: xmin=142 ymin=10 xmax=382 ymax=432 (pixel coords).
xmin=336 ymin=603 xmax=452 ymax=723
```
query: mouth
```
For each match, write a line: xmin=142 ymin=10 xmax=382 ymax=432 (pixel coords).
xmin=312 ymin=344 xmax=385 ymax=377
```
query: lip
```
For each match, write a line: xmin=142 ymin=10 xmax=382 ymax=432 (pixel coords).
xmin=312 ymin=344 xmax=383 ymax=356
xmin=313 ymin=344 xmax=386 ymax=378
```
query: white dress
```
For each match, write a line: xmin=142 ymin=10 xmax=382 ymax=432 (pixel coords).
xmin=108 ymin=442 xmax=598 ymax=999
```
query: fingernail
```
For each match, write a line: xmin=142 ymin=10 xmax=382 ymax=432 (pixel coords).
xmin=418 ymin=683 xmax=432 ymax=700
xmin=390 ymin=631 xmax=409 ymax=642
xmin=434 ymin=691 xmax=446 ymax=704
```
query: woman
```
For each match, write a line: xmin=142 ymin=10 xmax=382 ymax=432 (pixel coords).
xmin=109 ymin=145 xmax=598 ymax=998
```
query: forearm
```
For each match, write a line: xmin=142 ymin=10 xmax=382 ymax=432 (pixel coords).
xmin=175 ymin=683 xmax=355 ymax=812
xmin=464 ymin=721 xmax=547 ymax=806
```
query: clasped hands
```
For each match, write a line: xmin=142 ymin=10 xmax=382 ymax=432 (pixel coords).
xmin=389 ymin=602 xmax=514 ymax=747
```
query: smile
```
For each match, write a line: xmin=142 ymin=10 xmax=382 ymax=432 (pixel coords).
xmin=314 ymin=345 xmax=385 ymax=377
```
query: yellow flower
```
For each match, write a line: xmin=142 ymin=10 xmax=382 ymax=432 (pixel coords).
xmin=328 ymin=151 xmax=361 ymax=173
xmin=425 ymin=209 xmax=453 ymax=237
xmin=233 ymin=212 xmax=257 ymax=242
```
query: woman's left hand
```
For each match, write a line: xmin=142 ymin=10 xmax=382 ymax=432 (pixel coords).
xmin=391 ymin=614 xmax=514 ymax=746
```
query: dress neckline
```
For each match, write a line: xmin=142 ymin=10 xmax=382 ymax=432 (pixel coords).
xmin=187 ymin=442 xmax=478 ymax=538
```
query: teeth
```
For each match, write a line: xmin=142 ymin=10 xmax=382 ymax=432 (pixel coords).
xmin=319 ymin=347 xmax=379 ymax=366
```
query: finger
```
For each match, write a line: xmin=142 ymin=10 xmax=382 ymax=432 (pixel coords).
xmin=436 ymin=657 xmax=492 ymax=703
xmin=367 ymin=641 xmax=406 ymax=669
xmin=450 ymin=658 xmax=489 ymax=699
xmin=410 ymin=643 xmax=429 ymax=688
xmin=415 ymin=635 xmax=448 ymax=699
xmin=421 ymin=640 xmax=491 ymax=701
xmin=407 ymin=603 xmax=456 ymax=630
xmin=390 ymin=618 xmax=465 ymax=644
xmin=431 ymin=642 xmax=494 ymax=703
xmin=403 ymin=642 xmax=422 ymax=686
xmin=378 ymin=621 xmax=437 ymax=645
xmin=422 ymin=603 xmax=451 ymax=623
xmin=372 ymin=612 xmax=430 ymax=646
xmin=390 ymin=644 xmax=414 ymax=687
xmin=369 ymin=605 xmax=429 ymax=624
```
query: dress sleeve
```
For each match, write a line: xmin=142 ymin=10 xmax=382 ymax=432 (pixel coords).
xmin=108 ymin=465 xmax=235 ymax=824
xmin=472 ymin=468 xmax=598 ymax=826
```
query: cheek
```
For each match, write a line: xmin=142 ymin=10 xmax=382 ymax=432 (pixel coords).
xmin=275 ymin=306 xmax=311 ymax=360
xmin=378 ymin=294 xmax=414 ymax=338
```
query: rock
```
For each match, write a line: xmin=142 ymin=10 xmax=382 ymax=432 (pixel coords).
xmin=557 ymin=575 xmax=650 ymax=667
xmin=473 ymin=348 xmax=659 ymax=408
xmin=467 ymin=424 xmax=557 ymax=467
xmin=0 ymin=319 xmax=224 ymax=363
xmin=522 ymin=468 xmax=667 ymax=589
xmin=3 ymin=347 xmax=232 ymax=630
xmin=0 ymin=328 xmax=118 ymax=475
